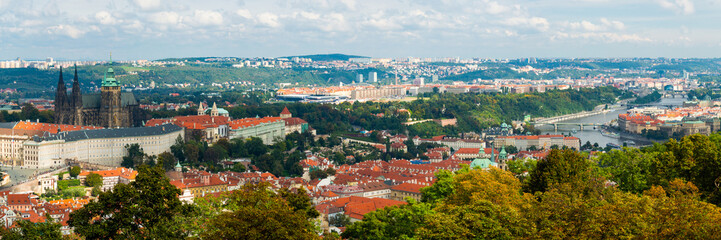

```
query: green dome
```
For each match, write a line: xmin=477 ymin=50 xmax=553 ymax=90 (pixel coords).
xmin=470 ymin=158 xmax=498 ymax=169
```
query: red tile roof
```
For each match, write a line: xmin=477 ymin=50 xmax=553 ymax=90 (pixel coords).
xmin=228 ymin=117 xmax=283 ymax=130
xmin=391 ymin=183 xmax=424 ymax=194
xmin=13 ymin=121 xmax=102 ymax=133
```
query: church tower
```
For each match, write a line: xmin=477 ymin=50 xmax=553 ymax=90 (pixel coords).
xmin=54 ymin=67 xmax=68 ymax=123
xmin=280 ymin=107 xmax=292 ymax=119
xmin=72 ymin=65 xmax=83 ymax=125
xmin=210 ymin=102 xmax=219 ymax=117
xmin=101 ymin=65 xmax=122 ymax=127
xmin=197 ymin=102 xmax=206 ymax=115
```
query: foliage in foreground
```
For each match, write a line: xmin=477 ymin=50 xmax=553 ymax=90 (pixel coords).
xmin=344 ymin=149 xmax=721 ymax=239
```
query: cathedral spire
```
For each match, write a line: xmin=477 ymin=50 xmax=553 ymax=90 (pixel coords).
xmin=57 ymin=66 xmax=65 ymax=91
xmin=55 ymin=66 xmax=67 ymax=112
xmin=72 ymin=64 xmax=82 ymax=108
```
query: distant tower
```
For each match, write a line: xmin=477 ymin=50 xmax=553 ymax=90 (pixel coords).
xmin=72 ymin=65 xmax=83 ymax=125
xmin=54 ymin=67 xmax=68 ymax=124
xmin=197 ymin=102 xmax=206 ymax=115
xmin=280 ymin=107 xmax=292 ymax=119
xmin=369 ymin=72 xmax=378 ymax=83
xmin=210 ymin=102 xmax=219 ymax=117
xmin=356 ymin=74 xmax=364 ymax=83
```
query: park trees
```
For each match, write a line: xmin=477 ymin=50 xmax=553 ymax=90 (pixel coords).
xmin=68 ymin=165 xmax=192 ymax=239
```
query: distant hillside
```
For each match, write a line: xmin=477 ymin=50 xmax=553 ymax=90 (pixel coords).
xmin=282 ymin=53 xmax=369 ymax=62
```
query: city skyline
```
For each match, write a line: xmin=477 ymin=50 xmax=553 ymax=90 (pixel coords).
xmin=0 ymin=0 xmax=720 ymax=60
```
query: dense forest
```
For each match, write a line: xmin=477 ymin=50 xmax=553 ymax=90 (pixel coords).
xmin=342 ymin=133 xmax=721 ymax=239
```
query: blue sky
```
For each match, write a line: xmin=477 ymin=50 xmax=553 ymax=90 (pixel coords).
xmin=0 ymin=0 xmax=719 ymax=60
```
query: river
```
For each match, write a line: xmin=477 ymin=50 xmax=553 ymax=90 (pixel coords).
xmin=536 ymin=96 xmax=686 ymax=147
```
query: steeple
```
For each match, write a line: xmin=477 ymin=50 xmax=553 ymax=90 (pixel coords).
xmin=210 ymin=102 xmax=219 ymax=117
xmin=490 ymin=143 xmax=495 ymax=162
xmin=197 ymin=102 xmax=205 ymax=115
xmin=57 ymin=66 xmax=65 ymax=92
xmin=72 ymin=65 xmax=82 ymax=108
xmin=55 ymin=67 xmax=67 ymax=115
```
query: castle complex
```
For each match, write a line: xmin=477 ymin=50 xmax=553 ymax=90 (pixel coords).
xmin=54 ymin=65 xmax=141 ymax=128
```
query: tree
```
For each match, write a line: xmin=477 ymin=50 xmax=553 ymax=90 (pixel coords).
xmin=158 ymin=151 xmax=177 ymax=172
xmin=122 ymin=144 xmax=145 ymax=168
xmin=170 ymin=136 xmax=185 ymax=163
xmin=343 ymin=200 xmax=435 ymax=240
xmin=506 ymin=158 xmax=537 ymax=177
xmin=597 ymin=148 xmax=652 ymax=193
xmin=183 ymin=142 xmax=200 ymax=163
xmin=69 ymin=166 xmax=81 ymax=178
xmin=245 ymin=137 xmax=268 ymax=157
xmin=309 ymin=168 xmax=328 ymax=180
xmin=68 ymin=165 xmax=192 ymax=239
xmin=329 ymin=214 xmax=351 ymax=227
xmin=0 ymin=217 xmax=63 ymax=240
xmin=199 ymin=183 xmax=320 ymax=240
xmin=523 ymin=149 xmax=593 ymax=194
xmin=20 ymin=103 xmax=40 ymax=121
xmin=85 ymin=173 xmax=102 ymax=188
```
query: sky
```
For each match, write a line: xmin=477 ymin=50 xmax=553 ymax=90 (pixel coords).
xmin=0 ymin=0 xmax=720 ymax=60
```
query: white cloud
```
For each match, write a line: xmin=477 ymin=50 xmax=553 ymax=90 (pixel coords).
xmin=236 ymin=9 xmax=252 ymax=19
xmin=148 ymin=11 xmax=181 ymax=25
xmin=563 ymin=18 xmax=625 ymax=32
xmin=485 ymin=1 xmax=511 ymax=15
xmin=257 ymin=12 xmax=280 ymax=28
xmin=190 ymin=10 xmax=223 ymax=26
xmin=95 ymin=11 xmax=119 ymax=25
xmin=133 ymin=0 xmax=162 ymax=11
xmin=504 ymin=17 xmax=550 ymax=32
xmin=657 ymin=0 xmax=694 ymax=15
xmin=46 ymin=25 xmax=86 ymax=38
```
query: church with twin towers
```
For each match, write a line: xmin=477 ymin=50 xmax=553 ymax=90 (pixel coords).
xmin=54 ymin=65 xmax=141 ymax=128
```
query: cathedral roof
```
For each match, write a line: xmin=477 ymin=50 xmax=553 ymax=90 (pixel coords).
xmin=80 ymin=92 xmax=138 ymax=108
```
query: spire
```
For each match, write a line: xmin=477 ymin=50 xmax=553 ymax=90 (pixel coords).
xmin=55 ymin=67 xmax=67 ymax=111
xmin=197 ymin=101 xmax=205 ymax=115
xmin=72 ymin=64 xmax=82 ymax=108
xmin=211 ymin=102 xmax=219 ymax=117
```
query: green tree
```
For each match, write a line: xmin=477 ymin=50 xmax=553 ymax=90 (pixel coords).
xmin=170 ymin=135 xmax=185 ymax=162
xmin=0 ymin=217 xmax=63 ymax=240
xmin=158 ymin=151 xmax=177 ymax=172
xmin=84 ymin=172 xmax=103 ymax=188
xmin=343 ymin=200 xmax=435 ymax=240
xmin=329 ymin=214 xmax=351 ymax=227
xmin=122 ymin=143 xmax=145 ymax=168
xmin=69 ymin=166 xmax=81 ymax=178
xmin=597 ymin=148 xmax=653 ymax=193
xmin=68 ymin=165 xmax=192 ymax=239
xmin=524 ymin=149 xmax=592 ymax=194
xmin=199 ymin=183 xmax=320 ymax=240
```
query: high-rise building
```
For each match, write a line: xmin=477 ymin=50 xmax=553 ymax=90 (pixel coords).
xmin=432 ymin=75 xmax=438 ymax=82
xmin=369 ymin=72 xmax=378 ymax=82
xmin=357 ymin=74 xmax=364 ymax=83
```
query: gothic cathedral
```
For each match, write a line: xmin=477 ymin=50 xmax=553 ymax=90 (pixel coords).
xmin=54 ymin=65 xmax=141 ymax=128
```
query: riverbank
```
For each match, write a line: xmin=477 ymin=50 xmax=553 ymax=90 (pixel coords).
xmin=534 ymin=100 xmax=628 ymax=124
